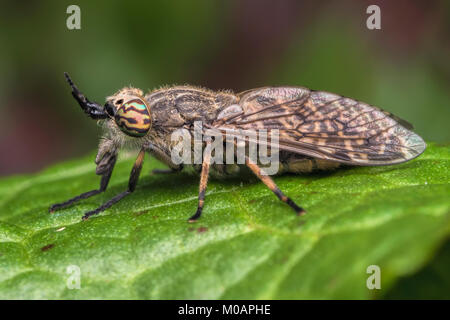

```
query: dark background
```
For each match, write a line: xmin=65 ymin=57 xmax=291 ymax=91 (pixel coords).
xmin=0 ymin=0 xmax=449 ymax=176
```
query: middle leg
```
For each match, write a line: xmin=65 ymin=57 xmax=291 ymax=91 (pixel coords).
xmin=188 ymin=140 xmax=212 ymax=222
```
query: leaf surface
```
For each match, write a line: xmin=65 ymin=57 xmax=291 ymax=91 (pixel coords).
xmin=0 ymin=144 xmax=449 ymax=299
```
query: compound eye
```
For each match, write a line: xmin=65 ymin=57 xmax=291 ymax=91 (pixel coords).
xmin=114 ymin=98 xmax=151 ymax=137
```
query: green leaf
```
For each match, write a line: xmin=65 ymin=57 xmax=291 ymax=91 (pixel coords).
xmin=0 ymin=143 xmax=449 ymax=299
xmin=384 ymin=239 xmax=450 ymax=299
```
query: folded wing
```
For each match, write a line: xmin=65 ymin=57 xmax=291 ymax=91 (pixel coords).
xmin=213 ymin=87 xmax=426 ymax=166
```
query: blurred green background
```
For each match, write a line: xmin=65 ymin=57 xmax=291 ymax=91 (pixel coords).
xmin=0 ymin=0 xmax=449 ymax=176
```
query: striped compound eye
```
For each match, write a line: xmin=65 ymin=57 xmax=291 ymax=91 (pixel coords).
xmin=114 ymin=98 xmax=151 ymax=137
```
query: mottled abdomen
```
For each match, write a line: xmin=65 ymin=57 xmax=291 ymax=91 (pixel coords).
xmin=280 ymin=153 xmax=341 ymax=173
xmin=195 ymin=151 xmax=341 ymax=177
xmin=115 ymin=99 xmax=151 ymax=137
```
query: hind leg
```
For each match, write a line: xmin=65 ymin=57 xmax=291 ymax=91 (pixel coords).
xmin=246 ymin=156 xmax=305 ymax=215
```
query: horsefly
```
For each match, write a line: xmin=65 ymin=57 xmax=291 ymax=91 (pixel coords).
xmin=49 ymin=72 xmax=426 ymax=222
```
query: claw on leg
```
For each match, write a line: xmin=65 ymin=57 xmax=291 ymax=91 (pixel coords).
xmin=82 ymin=191 xmax=131 ymax=220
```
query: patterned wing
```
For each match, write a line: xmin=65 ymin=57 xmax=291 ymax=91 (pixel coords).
xmin=213 ymin=87 xmax=426 ymax=165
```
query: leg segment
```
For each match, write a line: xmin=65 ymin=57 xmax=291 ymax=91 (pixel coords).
xmin=82 ymin=148 xmax=146 ymax=220
xmin=188 ymin=141 xmax=212 ymax=222
xmin=245 ymin=157 xmax=305 ymax=215
xmin=147 ymin=143 xmax=183 ymax=175
xmin=49 ymin=155 xmax=117 ymax=212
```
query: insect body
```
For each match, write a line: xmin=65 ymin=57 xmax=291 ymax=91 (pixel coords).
xmin=49 ymin=73 xmax=426 ymax=221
